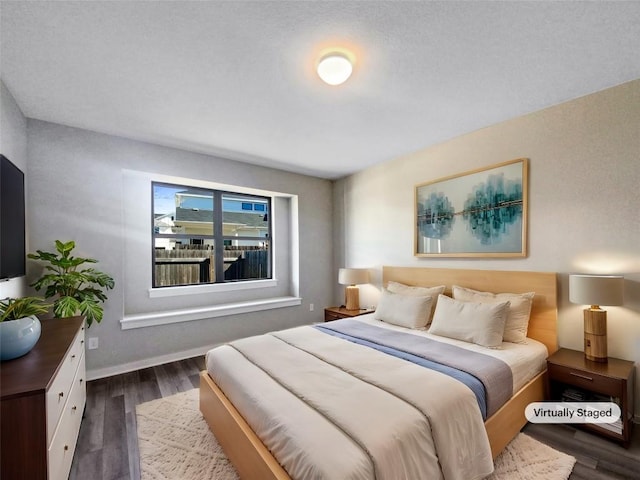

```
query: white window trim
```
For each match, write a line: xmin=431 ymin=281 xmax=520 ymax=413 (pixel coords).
xmin=121 ymin=296 xmax=302 ymax=330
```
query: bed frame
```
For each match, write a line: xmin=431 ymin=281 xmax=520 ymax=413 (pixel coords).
xmin=200 ymin=267 xmax=558 ymax=479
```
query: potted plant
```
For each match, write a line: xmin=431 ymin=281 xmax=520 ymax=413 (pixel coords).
xmin=0 ymin=296 xmax=49 ymax=361
xmin=29 ymin=240 xmax=115 ymax=327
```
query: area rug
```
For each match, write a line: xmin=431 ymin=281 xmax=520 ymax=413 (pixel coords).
xmin=486 ymin=430 xmax=576 ymax=480
xmin=136 ymin=389 xmax=576 ymax=480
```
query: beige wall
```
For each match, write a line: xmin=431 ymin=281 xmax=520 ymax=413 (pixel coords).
xmin=334 ymin=79 xmax=640 ymax=416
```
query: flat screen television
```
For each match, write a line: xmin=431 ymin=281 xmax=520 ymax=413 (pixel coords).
xmin=0 ymin=154 xmax=26 ymax=280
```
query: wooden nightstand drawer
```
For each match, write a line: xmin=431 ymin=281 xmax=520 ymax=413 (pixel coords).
xmin=324 ymin=310 xmax=344 ymax=322
xmin=547 ymin=363 xmax=622 ymax=397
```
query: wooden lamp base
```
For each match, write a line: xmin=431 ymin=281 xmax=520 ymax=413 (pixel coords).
xmin=344 ymin=285 xmax=360 ymax=311
xmin=584 ymin=308 xmax=607 ymax=363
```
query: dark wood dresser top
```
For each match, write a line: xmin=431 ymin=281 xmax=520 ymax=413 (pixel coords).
xmin=1 ymin=316 xmax=84 ymax=400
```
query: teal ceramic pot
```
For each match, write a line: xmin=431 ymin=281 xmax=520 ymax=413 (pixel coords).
xmin=0 ymin=315 xmax=42 ymax=361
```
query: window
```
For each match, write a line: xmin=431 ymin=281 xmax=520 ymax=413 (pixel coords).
xmin=152 ymin=182 xmax=272 ymax=288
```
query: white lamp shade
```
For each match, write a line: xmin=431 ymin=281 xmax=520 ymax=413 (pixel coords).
xmin=338 ymin=268 xmax=369 ymax=286
xmin=569 ymin=274 xmax=624 ymax=306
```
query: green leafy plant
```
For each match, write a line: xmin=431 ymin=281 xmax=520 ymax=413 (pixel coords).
xmin=28 ymin=240 xmax=115 ymax=327
xmin=0 ymin=296 xmax=50 ymax=322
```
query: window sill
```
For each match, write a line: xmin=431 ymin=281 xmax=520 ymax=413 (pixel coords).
xmin=121 ymin=296 xmax=302 ymax=330
xmin=148 ymin=278 xmax=278 ymax=298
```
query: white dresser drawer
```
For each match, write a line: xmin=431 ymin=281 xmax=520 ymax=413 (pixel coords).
xmin=48 ymin=351 xmax=86 ymax=480
xmin=46 ymin=323 xmax=85 ymax=444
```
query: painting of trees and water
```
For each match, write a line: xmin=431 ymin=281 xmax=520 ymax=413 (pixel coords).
xmin=415 ymin=158 xmax=527 ymax=257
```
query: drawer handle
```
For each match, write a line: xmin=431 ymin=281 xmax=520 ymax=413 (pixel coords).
xmin=80 ymin=378 xmax=84 ymax=384
xmin=71 ymin=354 xmax=76 ymax=359
xmin=64 ymin=445 xmax=69 ymax=451
xmin=569 ymin=372 xmax=594 ymax=381
xmin=58 ymin=392 xmax=64 ymax=398
xmin=72 ymin=405 xmax=77 ymax=411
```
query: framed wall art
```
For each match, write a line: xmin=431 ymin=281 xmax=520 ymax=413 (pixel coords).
xmin=415 ymin=158 xmax=528 ymax=257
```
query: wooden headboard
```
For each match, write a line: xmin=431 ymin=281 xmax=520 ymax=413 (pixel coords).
xmin=382 ymin=266 xmax=558 ymax=355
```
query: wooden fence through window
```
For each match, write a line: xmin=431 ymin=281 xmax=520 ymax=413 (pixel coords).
xmin=154 ymin=245 xmax=268 ymax=286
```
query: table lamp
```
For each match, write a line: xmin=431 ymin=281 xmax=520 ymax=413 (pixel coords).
xmin=338 ymin=268 xmax=370 ymax=310
xmin=569 ymin=274 xmax=624 ymax=363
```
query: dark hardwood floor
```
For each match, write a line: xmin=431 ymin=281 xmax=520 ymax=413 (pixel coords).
xmin=523 ymin=422 xmax=640 ymax=480
xmin=70 ymin=356 xmax=205 ymax=480
xmin=70 ymin=357 xmax=640 ymax=480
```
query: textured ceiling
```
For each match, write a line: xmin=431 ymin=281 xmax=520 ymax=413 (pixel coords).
xmin=2 ymin=1 xmax=639 ymax=179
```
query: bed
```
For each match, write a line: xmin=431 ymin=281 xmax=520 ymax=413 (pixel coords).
xmin=200 ymin=267 xmax=558 ymax=479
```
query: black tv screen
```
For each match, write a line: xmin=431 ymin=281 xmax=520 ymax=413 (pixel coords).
xmin=0 ymin=154 xmax=26 ymax=279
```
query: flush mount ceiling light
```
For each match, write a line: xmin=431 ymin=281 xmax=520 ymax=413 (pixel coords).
xmin=317 ymin=50 xmax=354 ymax=86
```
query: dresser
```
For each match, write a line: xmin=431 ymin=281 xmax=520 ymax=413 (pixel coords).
xmin=1 ymin=316 xmax=86 ymax=480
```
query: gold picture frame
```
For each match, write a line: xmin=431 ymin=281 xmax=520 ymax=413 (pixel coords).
xmin=415 ymin=158 xmax=528 ymax=257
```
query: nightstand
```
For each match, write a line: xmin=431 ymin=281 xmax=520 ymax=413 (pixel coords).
xmin=546 ymin=348 xmax=635 ymax=447
xmin=324 ymin=306 xmax=376 ymax=322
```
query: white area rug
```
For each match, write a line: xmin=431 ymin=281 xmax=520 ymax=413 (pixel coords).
xmin=487 ymin=430 xmax=576 ymax=480
xmin=136 ymin=389 xmax=239 ymax=480
xmin=136 ymin=389 xmax=576 ymax=480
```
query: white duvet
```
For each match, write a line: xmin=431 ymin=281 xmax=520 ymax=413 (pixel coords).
xmin=355 ymin=313 xmax=548 ymax=393
xmin=206 ymin=322 xmax=512 ymax=480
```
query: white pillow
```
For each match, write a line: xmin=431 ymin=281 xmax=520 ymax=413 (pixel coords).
xmin=374 ymin=289 xmax=433 ymax=329
xmin=452 ymin=285 xmax=534 ymax=344
xmin=386 ymin=281 xmax=445 ymax=323
xmin=428 ymin=295 xmax=509 ymax=348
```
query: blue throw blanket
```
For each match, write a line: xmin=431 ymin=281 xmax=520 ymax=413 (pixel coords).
xmin=315 ymin=319 xmax=513 ymax=419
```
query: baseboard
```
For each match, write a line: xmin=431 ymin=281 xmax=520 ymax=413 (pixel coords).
xmin=86 ymin=343 xmax=221 ymax=381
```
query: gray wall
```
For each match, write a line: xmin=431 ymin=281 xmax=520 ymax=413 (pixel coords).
xmin=333 ymin=79 xmax=640 ymax=415
xmin=0 ymin=79 xmax=28 ymax=299
xmin=26 ymin=120 xmax=334 ymax=377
